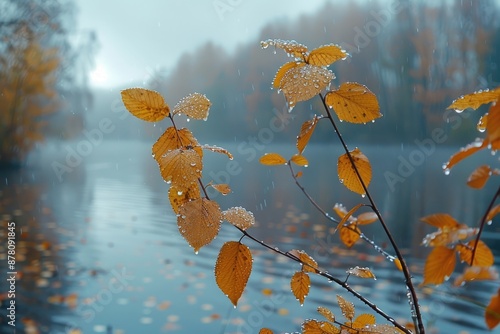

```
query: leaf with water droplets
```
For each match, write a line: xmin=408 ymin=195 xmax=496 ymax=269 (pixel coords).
xmin=201 ymin=144 xmax=233 ymax=160
xmin=334 ymin=203 xmax=363 ymax=233
xmin=259 ymin=329 xmax=273 ymax=334
xmin=297 ymin=115 xmax=320 ymax=154
xmin=222 ymin=207 xmax=255 ymax=230
xmin=273 ymin=61 xmax=304 ymax=88
xmin=215 ymin=241 xmax=252 ymax=306
xmin=177 ymin=198 xmax=221 ymax=252
xmin=290 ymin=271 xmax=310 ymax=305
xmin=153 ymin=127 xmax=202 ymax=164
xmin=421 ymin=214 xmax=460 ymax=229
xmin=486 ymin=204 xmax=500 ymax=222
xmin=456 ymin=240 xmax=494 ymax=266
xmin=352 ymin=313 xmax=376 ymax=329
xmin=211 ymin=184 xmax=231 ymax=195
xmin=260 ymin=153 xmax=287 ymax=165
xmin=447 ymin=87 xmax=500 ymax=111
xmin=362 ymin=324 xmax=406 ymax=333
xmin=307 ymin=44 xmax=347 ymax=66
xmin=168 ymin=184 xmax=200 ymax=214
xmin=302 ymin=319 xmax=340 ymax=334
xmin=172 ymin=92 xmax=211 ymax=120
xmin=422 ymin=246 xmax=456 ymax=285
xmin=337 ymin=148 xmax=372 ymax=195
xmin=336 ymin=295 xmax=355 ymax=321
xmin=486 ymin=102 xmax=500 ymax=149
xmin=357 ymin=212 xmax=378 ymax=225
xmin=325 ymin=82 xmax=381 ymax=124
xmin=317 ymin=306 xmax=335 ymax=323
xmin=159 ymin=148 xmax=202 ymax=187
xmin=454 ymin=266 xmax=499 ymax=287
xmin=289 ymin=249 xmax=319 ymax=273
xmin=332 ymin=203 xmax=349 ymax=219
xmin=121 ymin=88 xmax=170 ymax=122
xmin=467 ymin=165 xmax=493 ymax=189
xmin=444 ymin=138 xmax=489 ymax=170
xmin=346 ymin=266 xmax=376 ymax=280
xmin=291 ymin=154 xmax=309 ymax=167
xmin=340 ymin=223 xmax=361 ymax=248
xmin=261 ymin=39 xmax=308 ymax=57
xmin=485 ymin=288 xmax=500 ymax=330
xmin=280 ymin=64 xmax=333 ymax=107
xmin=478 ymin=113 xmax=488 ymax=132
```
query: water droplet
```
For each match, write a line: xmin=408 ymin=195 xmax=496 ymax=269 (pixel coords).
xmin=177 ymin=191 xmax=183 ymax=196
xmin=444 ymin=168 xmax=451 ymax=175
xmin=455 ymin=109 xmax=464 ymax=113
xmin=361 ymin=194 xmax=366 ymax=198
xmin=187 ymin=118 xmax=190 ymax=122
xmin=487 ymin=220 xmax=493 ymax=225
xmin=195 ymin=251 xmax=199 ymax=255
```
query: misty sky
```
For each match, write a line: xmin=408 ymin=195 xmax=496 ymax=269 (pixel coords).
xmin=76 ymin=0 xmax=331 ymax=88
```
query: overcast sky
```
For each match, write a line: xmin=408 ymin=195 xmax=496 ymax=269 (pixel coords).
xmin=76 ymin=0 xmax=331 ymax=88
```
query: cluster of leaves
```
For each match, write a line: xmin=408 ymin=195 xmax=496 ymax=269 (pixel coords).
xmin=420 ymin=87 xmax=500 ymax=329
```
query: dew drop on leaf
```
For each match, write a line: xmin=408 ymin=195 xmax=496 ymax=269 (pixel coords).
xmin=455 ymin=109 xmax=464 ymax=113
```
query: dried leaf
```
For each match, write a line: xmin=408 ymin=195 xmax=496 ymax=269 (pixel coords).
xmin=202 ymin=144 xmax=233 ymax=160
xmin=337 ymin=148 xmax=372 ymax=195
xmin=168 ymin=185 xmax=200 ymax=214
xmin=447 ymin=88 xmax=500 ymax=111
xmin=362 ymin=324 xmax=406 ymax=333
xmin=422 ymin=246 xmax=456 ymax=285
xmin=261 ymin=39 xmax=308 ymax=57
xmin=177 ymin=198 xmax=221 ymax=252
xmin=153 ymin=127 xmax=201 ymax=164
xmin=454 ymin=266 xmax=499 ymax=287
xmin=121 ymin=88 xmax=169 ymax=122
xmin=467 ymin=165 xmax=493 ymax=189
xmin=273 ymin=61 xmax=303 ymax=88
xmin=346 ymin=266 xmax=376 ymax=280
xmin=260 ymin=153 xmax=287 ymax=165
xmin=297 ymin=115 xmax=320 ymax=154
xmin=222 ymin=207 xmax=255 ymax=230
xmin=307 ymin=44 xmax=347 ymax=66
xmin=325 ymin=82 xmax=381 ymax=124
xmin=456 ymin=240 xmax=494 ymax=266
xmin=215 ymin=241 xmax=253 ymax=306
xmin=357 ymin=212 xmax=378 ymax=225
xmin=335 ymin=203 xmax=363 ymax=233
xmin=317 ymin=306 xmax=336 ymax=323
xmin=337 ymin=295 xmax=355 ymax=321
xmin=486 ymin=102 xmax=500 ymax=149
xmin=211 ymin=184 xmax=231 ymax=195
xmin=486 ymin=204 xmax=500 ymax=222
xmin=443 ymin=138 xmax=488 ymax=171
xmin=291 ymin=271 xmax=310 ymax=305
xmin=421 ymin=224 xmax=478 ymax=247
xmin=280 ymin=64 xmax=333 ymax=107
xmin=352 ymin=313 xmax=376 ymax=329
xmin=172 ymin=92 xmax=211 ymax=120
xmin=340 ymin=224 xmax=361 ymax=248
xmin=289 ymin=249 xmax=319 ymax=273
xmin=394 ymin=258 xmax=403 ymax=271
xmin=333 ymin=203 xmax=349 ymax=219
xmin=259 ymin=329 xmax=273 ymax=334
xmin=421 ymin=214 xmax=460 ymax=229
xmin=302 ymin=319 xmax=340 ymax=334
xmin=159 ymin=148 xmax=202 ymax=187
xmin=485 ymin=289 xmax=500 ymax=330
xmin=291 ymin=154 xmax=309 ymax=167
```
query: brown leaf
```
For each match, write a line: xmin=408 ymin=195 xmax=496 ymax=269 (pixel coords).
xmin=317 ymin=306 xmax=335 ymax=323
xmin=352 ymin=313 xmax=376 ymax=329
xmin=302 ymin=319 xmax=340 ymax=334
xmin=325 ymin=82 xmax=381 ymax=124
xmin=337 ymin=148 xmax=372 ymax=195
xmin=291 ymin=154 xmax=309 ymax=167
xmin=357 ymin=212 xmax=378 ymax=225
xmin=443 ymin=138 xmax=489 ymax=171
xmin=273 ymin=61 xmax=304 ymax=88
xmin=340 ymin=224 xmax=361 ymax=248
xmin=421 ymin=223 xmax=478 ymax=247
xmin=153 ymin=127 xmax=201 ymax=164
xmin=121 ymin=88 xmax=169 ymax=122
xmin=290 ymin=271 xmax=310 ymax=305
xmin=447 ymin=88 xmax=500 ymax=111
xmin=485 ymin=288 xmax=500 ymax=330
xmin=337 ymin=295 xmax=355 ymax=321
xmin=297 ymin=115 xmax=320 ymax=154
xmin=201 ymin=144 xmax=233 ymax=160
xmin=307 ymin=44 xmax=347 ymax=66
xmin=215 ymin=241 xmax=253 ymax=306
xmin=486 ymin=204 xmax=500 ymax=222
xmin=261 ymin=39 xmax=308 ymax=57
xmin=422 ymin=246 xmax=456 ymax=285
xmin=211 ymin=184 xmax=231 ymax=195
xmin=454 ymin=266 xmax=499 ymax=287
xmin=280 ymin=64 xmax=333 ymax=108
xmin=421 ymin=214 xmax=460 ymax=229
xmin=177 ymin=198 xmax=221 ymax=252
xmin=259 ymin=329 xmax=273 ymax=334
xmin=332 ymin=203 xmax=349 ymax=219
xmin=486 ymin=102 xmax=500 ymax=149
xmin=222 ymin=207 xmax=255 ymax=230
xmin=159 ymin=148 xmax=202 ymax=188
xmin=467 ymin=165 xmax=493 ymax=189
xmin=456 ymin=240 xmax=494 ymax=266
xmin=259 ymin=153 xmax=287 ymax=165
xmin=346 ymin=266 xmax=376 ymax=280
xmin=172 ymin=92 xmax=211 ymax=120
xmin=168 ymin=185 xmax=200 ymax=214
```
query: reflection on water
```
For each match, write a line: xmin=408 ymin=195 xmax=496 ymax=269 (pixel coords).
xmin=0 ymin=140 xmax=499 ymax=333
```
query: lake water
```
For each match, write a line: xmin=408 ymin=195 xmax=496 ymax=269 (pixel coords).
xmin=0 ymin=139 xmax=499 ymax=333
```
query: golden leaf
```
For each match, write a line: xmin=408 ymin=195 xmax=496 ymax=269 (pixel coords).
xmin=297 ymin=115 xmax=320 ymax=154
xmin=346 ymin=266 xmax=376 ymax=280
xmin=172 ymin=92 xmax=211 ymax=120
xmin=222 ymin=207 xmax=255 ymax=230
xmin=290 ymin=271 xmax=310 ymax=305
xmin=421 ymin=213 xmax=460 ymax=229
xmin=273 ymin=61 xmax=304 ymax=88
xmin=340 ymin=224 xmax=361 ymax=248
xmin=357 ymin=212 xmax=378 ymax=225
xmin=291 ymin=154 xmax=309 ymax=167
xmin=121 ymin=88 xmax=169 ymax=122
xmin=393 ymin=258 xmax=403 ymax=271
xmin=280 ymin=64 xmax=333 ymax=107
xmin=443 ymin=138 xmax=488 ymax=171
xmin=307 ymin=44 xmax=348 ymax=66
xmin=454 ymin=266 xmax=499 ymax=287
xmin=211 ymin=184 xmax=231 ymax=195
xmin=337 ymin=295 xmax=355 ymax=321
xmin=325 ymin=82 xmax=381 ymax=124
xmin=467 ymin=165 xmax=493 ymax=189
xmin=153 ymin=127 xmax=201 ymax=164
xmin=447 ymin=88 xmax=500 ymax=111
xmin=296 ymin=250 xmax=319 ymax=273
xmin=259 ymin=329 xmax=273 ymax=334
xmin=337 ymin=148 xmax=372 ymax=195
xmin=362 ymin=324 xmax=406 ymax=333
xmin=486 ymin=204 xmax=500 ymax=222
xmin=159 ymin=148 xmax=202 ymax=188
xmin=317 ymin=306 xmax=335 ymax=323
xmin=485 ymin=289 xmax=500 ymax=330
xmin=302 ymin=319 xmax=340 ymax=334
xmin=260 ymin=153 xmax=287 ymax=165
xmin=422 ymin=246 xmax=456 ymax=285
xmin=335 ymin=203 xmax=363 ymax=232
xmin=201 ymin=144 xmax=233 ymax=160
xmin=168 ymin=185 xmax=200 ymax=214
xmin=333 ymin=203 xmax=349 ymax=219
xmin=352 ymin=313 xmax=376 ymax=329
xmin=177 ymin=198 xmax=222 ymax=252
xmin=215 ymin=241 xmax=252 ymax=306
xmin=456 ymin=240 xmax=494 ymax=266
xmin=261 ymin=39 xmax=308 ymax=57
xmin=486 ymin=102 xmax=500 ymax=149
